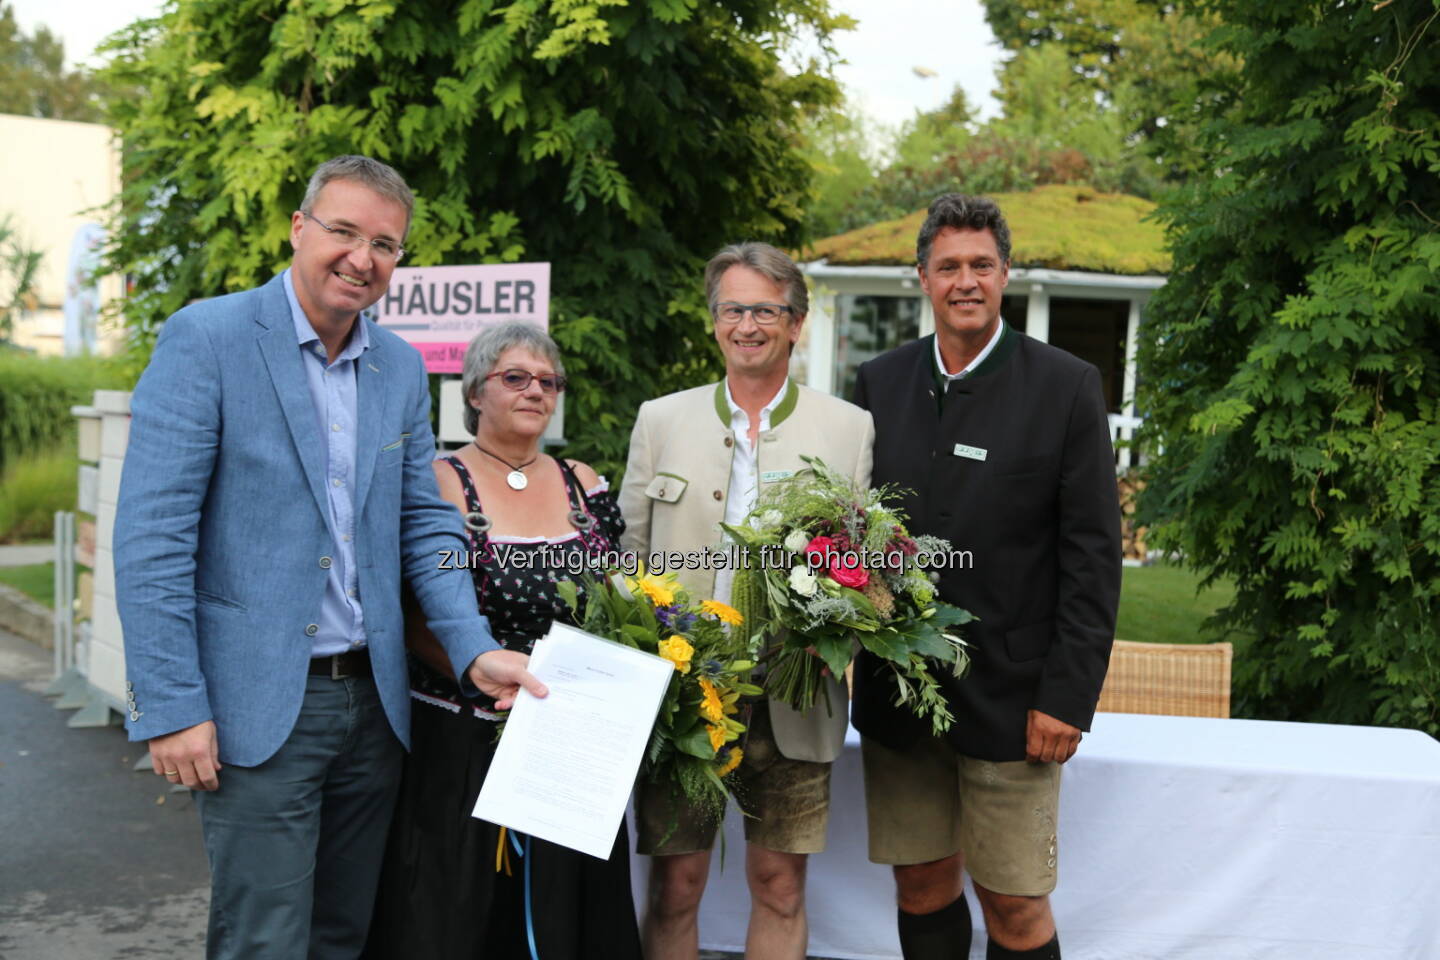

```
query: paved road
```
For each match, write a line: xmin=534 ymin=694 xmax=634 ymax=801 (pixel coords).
xmin=0 ymin=628 xmax=209 ymax=959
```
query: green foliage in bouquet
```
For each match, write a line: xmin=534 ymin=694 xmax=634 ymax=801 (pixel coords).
xmin=555 ymin=571 xmax=760 ymax=819
xmin=721 ymin=456 xmax=974 ymax=736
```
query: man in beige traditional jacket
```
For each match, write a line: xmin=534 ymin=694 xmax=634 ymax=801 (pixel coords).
xmin=620 ymin=242 xmax=874 ymax=960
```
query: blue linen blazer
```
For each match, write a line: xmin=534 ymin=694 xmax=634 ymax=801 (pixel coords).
xmin=114 ymin=273 xmax=497 ymax=767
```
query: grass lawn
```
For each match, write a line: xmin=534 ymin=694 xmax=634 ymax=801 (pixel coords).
xmin=0 ymin=562 xmax=54 ymax=608
xmin=1116 ymin=561 xmax=1237 ymax=646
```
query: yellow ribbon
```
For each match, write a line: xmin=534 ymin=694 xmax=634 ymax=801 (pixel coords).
xmin=495 ymin=826 xmax=513 ymax=876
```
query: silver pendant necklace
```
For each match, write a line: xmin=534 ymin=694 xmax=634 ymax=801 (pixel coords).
xmin=472 ymin=441 xmax=538 ymax=491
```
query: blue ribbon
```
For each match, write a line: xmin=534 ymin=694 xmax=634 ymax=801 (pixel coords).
xmin=523 ymin=834 xmax=538 ymax=960
xmin=506 ymin=830 xmax=538 ymax=960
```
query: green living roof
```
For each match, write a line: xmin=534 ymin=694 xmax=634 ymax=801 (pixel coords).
xmin=806 ymin=184 xmax=1171 ymax=276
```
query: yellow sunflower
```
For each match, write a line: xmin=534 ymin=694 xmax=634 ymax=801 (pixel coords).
xmin=717 ymin=747 xmax=743 ymax=777
xmin=700 ymin=599 xmax=744 ymax=625
xmin=657 ymin=636 xmax=694 ymax=674
xmin=632 ymin=574 xmax=676 ymax=607
xmin=697 ymin=676 xmax=725 ymax=723
xmin=706 ymin=722 xmax=726 ymax=753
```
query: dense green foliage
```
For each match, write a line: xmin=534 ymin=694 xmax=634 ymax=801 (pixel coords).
xmin=0 ymin=1 xmax=108 ymax=121
xmin=0 ymin=352 xmax=125 ymax=472
xmin=100 ymin=0 xmax=849 ymax=475
xmin=1136 ymin=0 xmax=1440 ymax=734
xmin=0 ymin=448 xmax=77 ymax=543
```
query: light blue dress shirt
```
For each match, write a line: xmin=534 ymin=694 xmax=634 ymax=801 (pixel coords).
xmin=283 ymin=269 xmax=368 ymax=656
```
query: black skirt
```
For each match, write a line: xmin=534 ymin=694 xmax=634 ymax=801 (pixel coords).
xmin=363 ymin=695 xmax=643 ymax=960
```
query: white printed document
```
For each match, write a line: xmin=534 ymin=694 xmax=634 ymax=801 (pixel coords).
xmin=472 ymin=621 xmax=673 ymax=859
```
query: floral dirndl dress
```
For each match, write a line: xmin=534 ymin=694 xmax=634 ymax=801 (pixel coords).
xmin=364 ymin=457 xmax=642 ymax=960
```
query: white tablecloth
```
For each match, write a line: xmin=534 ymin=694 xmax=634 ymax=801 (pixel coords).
xmin=632 ymin=713 xmax=1440 ymax=959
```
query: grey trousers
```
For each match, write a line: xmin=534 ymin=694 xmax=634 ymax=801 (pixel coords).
xmin=194 ymin=674 xmax=403 ymax=960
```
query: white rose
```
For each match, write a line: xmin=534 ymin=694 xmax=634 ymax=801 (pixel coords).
xmin=783 ymin=529 xmax=809 ymax=553
xmin=789 ymin=565 xmax=819 ymax=597
xmin=760 ymin=509 xmax=783 ymax=528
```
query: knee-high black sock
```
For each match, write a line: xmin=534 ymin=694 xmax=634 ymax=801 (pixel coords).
xmin=897 ymin=894 xmax=972 ymax=960
xmin=986 ymin=933 xmax=1061 ymax=959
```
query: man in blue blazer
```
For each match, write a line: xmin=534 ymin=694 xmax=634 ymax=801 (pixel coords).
xmin=115 ymin=155 xmax=543 ymax=960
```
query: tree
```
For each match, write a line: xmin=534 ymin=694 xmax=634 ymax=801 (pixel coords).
xmin=821 ymin=129 xmax=1099 ymax=238
xmin=797 ymin=90 xmax=884 ymax=239
xmin=0 ymin=213 xmax=42 ymax=342
xmin=800 ymin=0 xmax=1233 ymax=246
xmin=802 ymin=0 xmax=1204 ymax=243
xmin=0 ymin=2 xmax=107 ymax=121
xmin=803 ymin=59 xmax=1158 ymax=241
xmin=984 ymin=44 xmax=1160 ymax=196
xmin=1136 ymin=0 xmax=1440 ymax=734
xmin=99 ymin=0 xmax=850 ymax=475
xmin=890 ymin=84 xmax=976 ymax=169
xmin=981 ymin=0 xmax=1238 ymax=178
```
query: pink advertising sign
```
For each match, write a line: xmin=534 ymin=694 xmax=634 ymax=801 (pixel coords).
xmin=373 ymin=262 xmax=551 ymax=373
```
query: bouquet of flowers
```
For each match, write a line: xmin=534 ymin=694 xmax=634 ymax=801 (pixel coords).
xmin=555 ymin=570 xmax=759 ymax=818
xmin=720 ymin=456 xmax=974 ymax=736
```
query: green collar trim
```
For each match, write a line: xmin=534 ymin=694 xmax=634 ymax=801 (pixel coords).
xmin=713 ymin=379 xmax=799 ymax=428
xmin=771 ymin=379 xmax=799 ymax=427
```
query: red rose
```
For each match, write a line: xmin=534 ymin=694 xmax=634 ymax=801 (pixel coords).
xmin=805 ymin=536 xmax=835 ymax=570
xmin=828 ymin=554 xmax=870 ymax=589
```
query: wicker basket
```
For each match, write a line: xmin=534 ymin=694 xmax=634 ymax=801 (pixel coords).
xmin=1096 ymin=640 xmax=1232 ymax=718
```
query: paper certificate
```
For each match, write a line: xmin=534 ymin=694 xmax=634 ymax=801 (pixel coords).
xmin=472 ymin=621 xmax=673 ymax=859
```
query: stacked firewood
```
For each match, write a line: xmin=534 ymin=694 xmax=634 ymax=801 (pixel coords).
xmin=1118 ymin=473 xmax=1148 ymax=561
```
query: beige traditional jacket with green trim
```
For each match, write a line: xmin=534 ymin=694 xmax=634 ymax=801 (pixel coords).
xmin=619 ymin=379 xmax=875 ymax=762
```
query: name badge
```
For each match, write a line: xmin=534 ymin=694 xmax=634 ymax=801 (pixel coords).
xmin=953 ymin=443 xmax=988 ymax=462
xmin=760 ymin=470 xmax=795 ymax=483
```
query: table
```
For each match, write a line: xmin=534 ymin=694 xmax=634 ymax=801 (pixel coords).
xmin=631 ymin=713 xmax=1440 ymax=959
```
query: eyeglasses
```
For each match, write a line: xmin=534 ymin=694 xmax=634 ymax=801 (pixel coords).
xmin=301 ymin=212 xmax=406 ymax=262
xmin=714 ymin=302 xmax=793 ymax=325
xmin=486 ymin=369 xmax=568 ymax=394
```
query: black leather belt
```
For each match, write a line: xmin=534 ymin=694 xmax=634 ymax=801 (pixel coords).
xmin=309 ymin=650 xmax=371 ymax=679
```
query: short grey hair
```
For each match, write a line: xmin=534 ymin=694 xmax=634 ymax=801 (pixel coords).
xmin=460 ymin=321 xmax=565 ymax=435
xmin=916 ymin=194 xmax=1012 ymax=270
xmin=300 ymin=155 xmax=415 ymax=235
xmin=703 ymin=241 xmax=809 ymax=318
